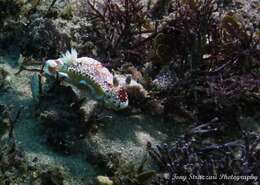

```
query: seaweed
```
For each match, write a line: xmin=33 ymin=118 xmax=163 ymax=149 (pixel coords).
xmin=83 ymin=0 xmax=154 ymax=65
xmin=153 ymin=0 xmax=218 ymax=68
xmin=149 ymin=0 xmax=259 ymax=125
xmin=0 ymin=0 xmax=259 ymax=183
xmin=148 ymin=0 xmax=172 ymax=20
xmin=148 ymin=131 xmax=260 ymax=185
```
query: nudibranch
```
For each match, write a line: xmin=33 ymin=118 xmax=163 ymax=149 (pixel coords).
xmin=43 ymin=49 xmax=128 ymax=111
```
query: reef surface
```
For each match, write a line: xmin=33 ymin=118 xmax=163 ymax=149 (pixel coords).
xmin=0 ymin=51 xmax=184 ymax=184
xmin=0 ymin=0 xmax=259 ymax=185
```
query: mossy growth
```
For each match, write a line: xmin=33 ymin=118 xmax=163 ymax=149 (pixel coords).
xmin=100 ymin=153 xmax=156 ymax=185
xmin=152 ymin=32 xmax=174 ymax=65
xmin=0 ymin=0 xmax=24 ymax=25
xmin=60 ymin=4 xmax=74 ymax=20
xmin=0 ymin=0 xmax=42 ymax=25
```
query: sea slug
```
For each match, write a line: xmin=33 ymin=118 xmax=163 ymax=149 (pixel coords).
xmin=43 ymin=49 xmax=128 ymax=111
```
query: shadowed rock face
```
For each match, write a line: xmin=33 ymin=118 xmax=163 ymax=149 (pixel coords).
xmin=0 ymin=67 xmax=11 ymax=91
xmin=38 ymin=85 xmax=99 ymax=154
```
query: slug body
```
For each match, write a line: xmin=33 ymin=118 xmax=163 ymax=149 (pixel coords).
xmin=43 ymin=49 xmax=128 ymax=111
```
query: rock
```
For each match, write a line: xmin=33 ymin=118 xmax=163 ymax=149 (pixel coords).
xmin=0 ymin=67 xmax=11 ymax=91
xmin=38 ymin=85 xmax=97 ymax=153
xmin=97 ymin=176 xmax=113 ymax=185
xmin=79 ymin=100 xmax=99 ymax=123
xmin=0 ymin=0 xmax=26 ymax=48
xmin=40 ymin=167 xmax=65 ymax=185
xmin=21 ymin=17 xmax=71 ymax=59
xmin=146 ymin=99 xmax=164 ymax=116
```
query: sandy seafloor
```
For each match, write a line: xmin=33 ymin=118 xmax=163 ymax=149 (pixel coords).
xmin=0 ymin=51 xmax=186 ymax=184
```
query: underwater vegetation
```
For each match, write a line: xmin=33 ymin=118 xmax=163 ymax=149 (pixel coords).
xmin=0 ymin=0 xmax=259 ymax=184
xmin=82 ymin=0 xmax=152 ymax=64
xmin=150 ymin=0 xmax=260 ymax=123
xmin=149 ymin=130 xmax=260 ymax=185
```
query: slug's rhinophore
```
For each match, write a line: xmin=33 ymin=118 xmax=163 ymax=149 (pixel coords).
xmin=43 ymin=49 xmax=128 ymax=111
